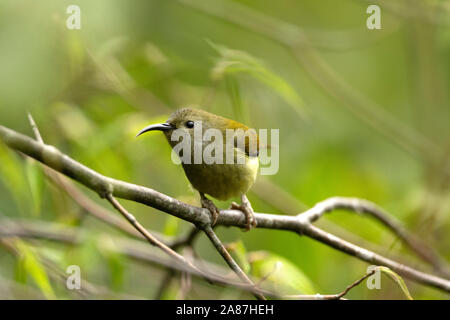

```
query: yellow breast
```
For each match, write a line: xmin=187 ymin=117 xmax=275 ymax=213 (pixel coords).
xmin=182 ymin=150 xmax=259 ymax=201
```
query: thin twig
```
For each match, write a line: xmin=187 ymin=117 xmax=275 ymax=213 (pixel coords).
xmin=27 ymin=113 xmax=43 ymax=143
xmin=256 ymin=261 xmax=281 ymax=287
xmin=156 ymin=226 xmax=203 ymax=299
xmin=177 ymin=247 xmax=194 ymax=299
xmin=284 ymin=270 xmax=377 ymax=300
xmin=105 ymin=193 xmax=200 ymax=275
xmin=105 ymin=193 xmax=263 ymax=297
xmin=203 ymin=226 xmax=266 ymax=300
xmin=170 ymin=226 xmax=202 ymax=250
xmin=335 ymin=269 xmax=376 ymax=299
xmin=0 ymin=236 xmax=144 ymax=299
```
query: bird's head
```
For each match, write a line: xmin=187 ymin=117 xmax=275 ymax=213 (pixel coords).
xmin=137 ymin=107 xmax=259 ymax=156
xmin=137 ymin=108 xmax=241 ymax=137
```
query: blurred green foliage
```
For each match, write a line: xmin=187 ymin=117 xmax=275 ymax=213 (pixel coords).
xmin=0 ymin=0 xmax=449 ymax=299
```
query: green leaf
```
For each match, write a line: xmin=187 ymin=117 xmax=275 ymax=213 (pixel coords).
xmin=0 ymin=142 xmax=31 ymax=215
xmin=209 ymin=41 xmax=307 ymax=119
xmin=65 ymin=32 xmax=85 ymax=79
xmin=105 ymin=249 xmax=126 ymax=291
xmin=225 ymin=75 xmax=249 ymax=123
xmin=160 ymin=278 xmax=179 ymax=300
xmin=14 ymin=255 xmax=27 ymax=284
xmin=226 ymin=240 xmax=251 ymax=274
xmin=377 ymin=266 xmax=414 ymax=300
xmin=249 ymin=251 xmax=316 ymax=294
xmin=14 ymin=240 xmax=56 ymax=299
xmin=97 ymin=235 xmax=127 ymax=291
xmin=63 ymin=234 xmax=102 ymax=276
xmin=163 ymin=215 xmax=180 ymax=237
xmin=25 ymin=159 xmax=44 ymax=217
xmin=54 ymin=102 xmax=96 ymax=142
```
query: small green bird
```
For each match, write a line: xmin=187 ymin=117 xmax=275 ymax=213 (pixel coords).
xmin=137 ymin=108 xmax=259 ymax=230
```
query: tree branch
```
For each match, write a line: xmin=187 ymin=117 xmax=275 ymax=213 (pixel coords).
xmin=0 ymin=125 xmax=449 ymax=293
xmin=298 ymin=197 xmax=450 ymax=277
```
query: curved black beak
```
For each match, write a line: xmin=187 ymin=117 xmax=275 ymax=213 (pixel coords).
xmin=136 ymin=123 xmax=174 ymax=137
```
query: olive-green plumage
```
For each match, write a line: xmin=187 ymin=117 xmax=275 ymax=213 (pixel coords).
xmin=137 ymin=107 xmax=259 ymax=229
xmin=164 ymin=108 xmax=259 ymax=200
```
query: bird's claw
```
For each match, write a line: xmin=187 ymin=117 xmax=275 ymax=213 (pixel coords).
xmin=230 ymin=200 xmax=257 ymax=231
xmin=201 ymin=197 xmax=220 ymax=227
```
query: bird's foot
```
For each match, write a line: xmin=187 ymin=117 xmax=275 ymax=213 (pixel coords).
xmin=230 ymin=195 xmax=257 ymax=231
xmin=200 ymin=195 xmax=220 ymax=227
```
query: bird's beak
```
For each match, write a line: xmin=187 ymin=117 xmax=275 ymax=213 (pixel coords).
xmin=136 ymin=123 xmax=174 ymax=137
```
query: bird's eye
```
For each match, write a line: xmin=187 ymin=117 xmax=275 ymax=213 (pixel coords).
xmin=185 ymin=121 xmax=194 ymax=128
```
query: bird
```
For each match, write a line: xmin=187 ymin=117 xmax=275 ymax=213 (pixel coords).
xmin=136 ymin=108 xmax=259 ymax=230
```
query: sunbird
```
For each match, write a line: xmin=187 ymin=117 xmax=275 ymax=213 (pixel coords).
xmin=137 ymin=108 xmax=259 ymax=230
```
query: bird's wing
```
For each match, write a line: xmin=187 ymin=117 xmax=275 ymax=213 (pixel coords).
xmin=227 ymin=120 xmax=259 ymax=157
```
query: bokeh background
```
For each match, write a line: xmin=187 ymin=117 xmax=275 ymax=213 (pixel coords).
xmin=0 ymin=0 xmax=449 ymax=299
